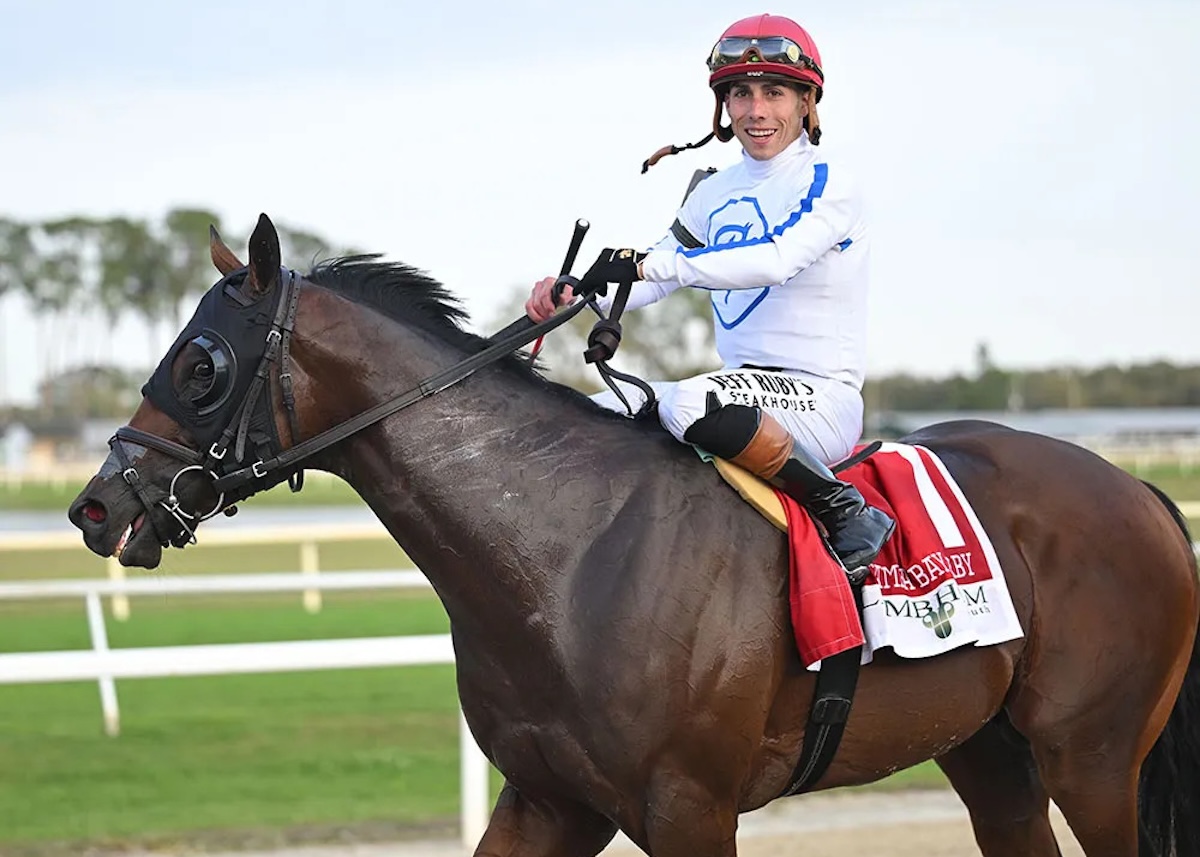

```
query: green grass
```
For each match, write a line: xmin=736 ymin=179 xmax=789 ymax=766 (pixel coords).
xmin=0 ymin=472 xmax=365 ymax=511
xmin=0 ymin=588 xmax=449 ymax=651
xmin=0 ymin=532 xmax=462 ymax=852
xmin=0 ymin=593 xmax=465 ymax=850
xmin=0 ymin=538 xmax=411 ymax=581
xmin=0 ymin=669 xmax=462 ymax=845
xmin=1121 ymin=463 xmax=1200 ymax=503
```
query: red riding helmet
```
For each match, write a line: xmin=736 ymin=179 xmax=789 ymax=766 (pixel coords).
xmin=641 ymin=13 xmax=826 ymax=172
xmin=707 ymin=14 xmax=824 ymax=101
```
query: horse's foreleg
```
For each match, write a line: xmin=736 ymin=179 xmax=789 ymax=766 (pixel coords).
xmin=642 ymin=778 xmax=739 ymax=857
xmin=935 ymin=714 xmax=1063 ymax=856
xmin=473 ymin=782 xmax=618 ymax=857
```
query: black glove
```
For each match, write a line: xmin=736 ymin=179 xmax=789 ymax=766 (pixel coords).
xmin=578 ymin=248 xmax=646 ymax=297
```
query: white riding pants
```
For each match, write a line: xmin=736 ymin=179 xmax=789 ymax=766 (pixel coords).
xmin=590 ymin=367 xmax=865 ymax=467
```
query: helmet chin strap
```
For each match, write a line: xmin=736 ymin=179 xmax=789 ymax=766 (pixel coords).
xmin=713 ymin=93 xmax=736 ymax=143
xmin=803 ymin=88 xmax=822 ymax=145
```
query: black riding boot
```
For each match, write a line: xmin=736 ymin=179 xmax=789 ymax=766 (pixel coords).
xmin=685 ymin=401 xmax=895 ymax=576
xmin=771 ymin=442 xmax=895 ymax=575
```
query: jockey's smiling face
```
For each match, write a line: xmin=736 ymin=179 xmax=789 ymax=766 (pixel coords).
xmin=725 ymin=79 xmax=809 ymax=161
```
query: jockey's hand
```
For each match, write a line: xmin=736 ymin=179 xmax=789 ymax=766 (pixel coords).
xmin=525 ymin=276 xmax=577 ymax=323
xmin=578 ymin=248 xmax=647 ymax=297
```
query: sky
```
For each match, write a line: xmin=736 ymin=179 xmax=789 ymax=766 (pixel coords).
xmin=1 ymin=0 xmax=1197 ymax=405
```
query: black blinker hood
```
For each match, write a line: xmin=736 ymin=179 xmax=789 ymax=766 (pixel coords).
xmin=141 ymin=267 xmax=286 ymax=459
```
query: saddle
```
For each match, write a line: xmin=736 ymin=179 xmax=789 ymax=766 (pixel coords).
xmin=713 ymin=458 xmax=788 ymax=530
xmin=711 ymin=440 xmax=882 ymax=532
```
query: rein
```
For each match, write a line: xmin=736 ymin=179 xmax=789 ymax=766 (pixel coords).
xmin=212 ymin=277 xmax=606 ymax=498
xmin=110 ymin=268 xmax=616 ymax=544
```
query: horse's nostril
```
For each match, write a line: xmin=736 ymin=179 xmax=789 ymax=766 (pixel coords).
xmin=82 ymin=502 xmax=107 ymax=523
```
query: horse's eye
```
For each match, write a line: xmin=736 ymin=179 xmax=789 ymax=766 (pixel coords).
xmin=179 ymin=332 xmax=236 ymax=416
xmin=185 ymin=360 xmax=216 ymax=403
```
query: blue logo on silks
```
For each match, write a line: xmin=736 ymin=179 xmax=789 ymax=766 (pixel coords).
xmin=685 ymin=163 xmax=831 ymax=330
xmin=705 ymin=197 xmax=773 ymax=329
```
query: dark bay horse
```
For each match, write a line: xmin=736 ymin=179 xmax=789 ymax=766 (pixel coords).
xmin=69 ymin=215 xmax=1200 ymax=856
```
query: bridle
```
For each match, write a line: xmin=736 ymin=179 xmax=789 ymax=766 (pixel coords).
xmin=107 ymin=267 xmax=303 ymax=546
xmin=106 ymin=267 xmax=618 ymax=548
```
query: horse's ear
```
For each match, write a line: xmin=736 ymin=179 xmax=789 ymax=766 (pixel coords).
xmin=245 ymin=213 xmax=281 ymax=300
xmin=209 ymin=224 xmax=245 ymax=275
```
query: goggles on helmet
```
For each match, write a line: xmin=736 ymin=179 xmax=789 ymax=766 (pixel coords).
xmin=707 ymin=36 xmax=823 ymax=78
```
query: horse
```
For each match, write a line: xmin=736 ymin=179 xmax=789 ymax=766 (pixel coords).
xmin=68 ymin=214 xmax=1200 ymax=857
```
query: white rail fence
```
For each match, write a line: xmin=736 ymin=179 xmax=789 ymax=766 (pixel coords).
xmin=0 ymin=554 xmax=493 ymax=849
xmin=0 ymin=521 xmax=395 ymax=619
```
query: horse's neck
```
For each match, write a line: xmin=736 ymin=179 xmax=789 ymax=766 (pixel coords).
xmin=303 ymin=303 xmax=657 ymax=637
xmin=347 ymin=375 xmax=644 ymax=640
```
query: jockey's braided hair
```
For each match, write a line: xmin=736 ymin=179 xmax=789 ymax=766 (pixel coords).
xmin=641 ymin=80 xmax=823 ymax=172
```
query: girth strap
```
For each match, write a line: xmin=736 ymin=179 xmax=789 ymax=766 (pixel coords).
xmin=776 ymin=443 xmax=879 ymax=796
xmin=779 ymin=579 xmax=866 ymax=796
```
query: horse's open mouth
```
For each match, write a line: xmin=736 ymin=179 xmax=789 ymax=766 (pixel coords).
xmin=113 ymin=512 xmax=147 ymax=560
xmin=112 ymin=511 xmax=167 ymax=568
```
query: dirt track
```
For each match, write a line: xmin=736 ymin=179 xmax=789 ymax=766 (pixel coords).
xmin=601 ymin=790 xmax=1085 ymax=857
xmin=122 ymin=791 xmax=1084 ymax=857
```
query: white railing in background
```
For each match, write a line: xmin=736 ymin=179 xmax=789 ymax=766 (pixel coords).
xmin=0 ymin=521 xmax=395 ymax=619
xmin=0 ymin=567 xmax=491 ymax=850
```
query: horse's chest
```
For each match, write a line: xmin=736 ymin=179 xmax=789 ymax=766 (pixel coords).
xmin=460 ymin=672 xmax=621 ymax=804
xmin=482 ymin=715 xmax=611 ymax=800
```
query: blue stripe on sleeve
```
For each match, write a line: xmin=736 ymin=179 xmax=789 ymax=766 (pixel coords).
xmin=679 ymin=162 xmax=829 ymax=259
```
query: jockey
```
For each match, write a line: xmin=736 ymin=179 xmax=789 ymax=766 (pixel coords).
xmin=525 ymin=13 xmax=894 ymax=576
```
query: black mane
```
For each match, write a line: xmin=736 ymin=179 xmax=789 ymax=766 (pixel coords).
xmin=306 ymin=255 xmax=498 ymax=359
xmin=302 ymin=255 xmax=661 ymax=428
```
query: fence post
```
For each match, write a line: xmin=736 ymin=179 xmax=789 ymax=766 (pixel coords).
xmin=460 ymin=707 xmax=490 ymax=849
xmin=106 ymin=555 xmax=130 ymax=621
xmin=84 ymin=591 xmax=121 ymax=737
xmin=300 ymin=540 xmax=322 ymax=613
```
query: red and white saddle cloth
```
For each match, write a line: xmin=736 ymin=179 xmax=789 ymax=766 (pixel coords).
xmin=783 ymin=442 xmax=1024 ymax=669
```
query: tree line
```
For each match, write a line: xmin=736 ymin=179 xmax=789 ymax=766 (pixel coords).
xmin=3 ymin=209 xmax=1198 ymax=422
xmin=864 ymin=362 xmax=1200 ymax=413
xmin=0 ymin=210 xmax=350 ymax=328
